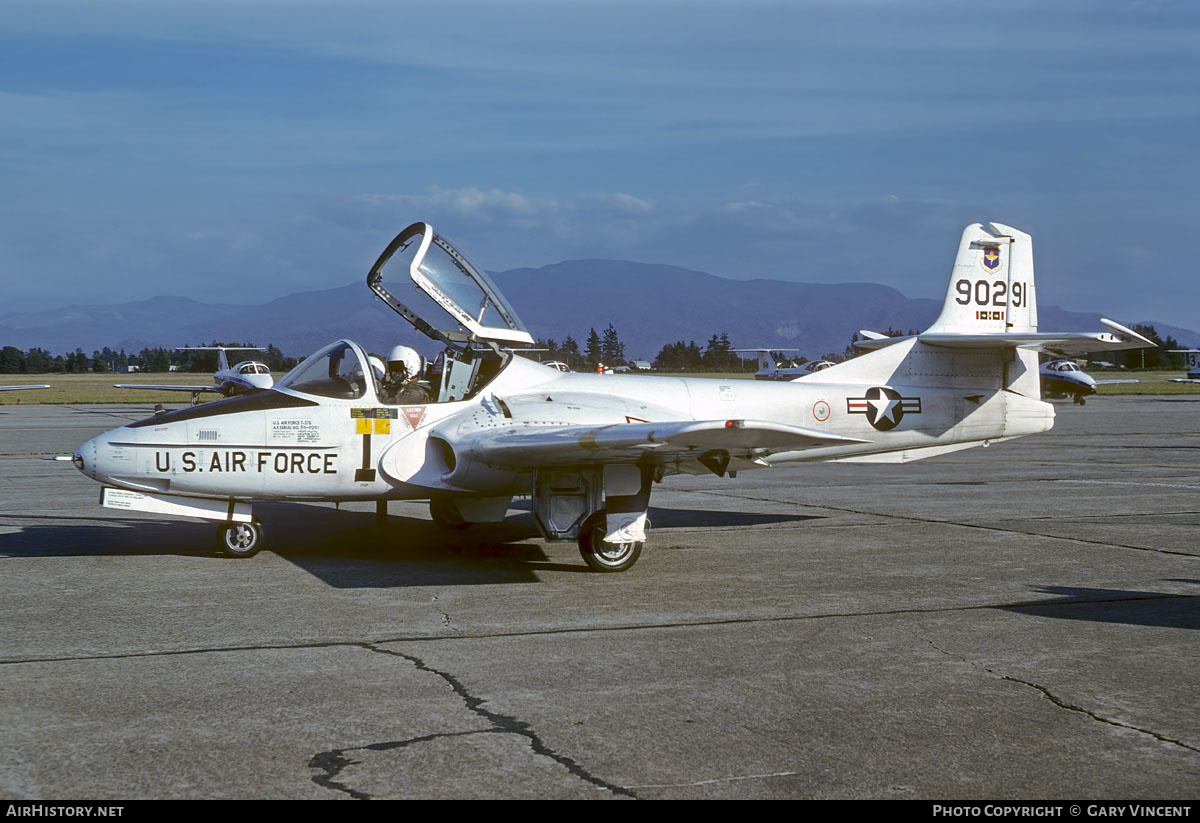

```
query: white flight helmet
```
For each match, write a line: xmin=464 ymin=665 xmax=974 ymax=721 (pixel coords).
xmin=387 ymin=345 xmax=424 ymax=381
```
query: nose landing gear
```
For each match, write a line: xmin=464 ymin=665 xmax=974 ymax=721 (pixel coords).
xmin=217 ymin=519 xmax=265 ymax=557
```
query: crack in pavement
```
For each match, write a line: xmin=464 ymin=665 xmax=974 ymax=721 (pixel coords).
xmin=62 ymin=405 xmax=150 ymax=421
xmin=626 ymin=769 xmax=799 ymax=789
xmin=430 ymin=593 xmax=462 ymax=636
xmin=1044 ymin=479 xmax=1200 ymax=491
xmin=1000 ymin=675 xmax=1200 ymax=755
xmin=4 ymin=593 xmax=1194 ymax=667
xmin=912 ymin=629 xmax=1200 ymax=757
xmin=307 ymin=642 xmax=636 ymax=800
xmin=690 ymin=489 xmax=1200 ymax=559
xmin=309 ymin=729 xmax=490 ymax=800
xmin=1018 ymin=510 xmax=1200 ymax=522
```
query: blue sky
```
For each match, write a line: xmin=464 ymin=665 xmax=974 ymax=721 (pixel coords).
xmin=2 ymin=0 xmax=1197 ymax=330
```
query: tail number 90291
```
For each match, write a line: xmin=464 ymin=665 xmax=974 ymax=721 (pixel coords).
xmin=955 ymin=279 xmax=1025 ymax=308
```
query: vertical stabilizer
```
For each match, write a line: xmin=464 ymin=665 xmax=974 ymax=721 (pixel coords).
xmin=925 ymin=222 xmax=1037 ymax=335
xmin=732 ymin=349 xmax=799 ymax=372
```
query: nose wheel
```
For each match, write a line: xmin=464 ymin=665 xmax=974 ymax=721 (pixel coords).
xmin=217 ymin=519 xmax=265 ymax=558
xmin=578 ymin=510 xmax=643 ymax=572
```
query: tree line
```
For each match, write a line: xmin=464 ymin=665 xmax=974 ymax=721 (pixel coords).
xmin=1092 ymin=325 xmax=1188 ymax=370
xmin=533 ymin=326 xmax=754 ymax=372
xmin=5 ymin=323 xmax=1188 ymax=377
xmin=0 ymin=342 xmax=298 ymax=375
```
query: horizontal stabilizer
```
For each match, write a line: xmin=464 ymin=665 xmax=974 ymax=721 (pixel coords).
xmin=917 ymin=318 xmax=1155 ymax=356
xmin=446 ymin=418 xmax=869 ymax=468
xmin=854 ymin=330 xmax=911 ymax=351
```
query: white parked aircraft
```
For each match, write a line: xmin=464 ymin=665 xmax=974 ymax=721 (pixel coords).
xmin=734 ymin=349 xmax=835 ymax=381
xmin=1167 ymin=350 xmax=1200 ymax=383
xmin=73 ymin=221 xmax=1154 ymax=572
xmin=114 ymin=347 xmax=273 ymax=404
xmin=0 ymin=384 xmax=50 ymax=392
xmin=1038 ymin=359 xmax=1137 ymax=405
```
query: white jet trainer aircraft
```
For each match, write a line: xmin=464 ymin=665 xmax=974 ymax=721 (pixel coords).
xmin=73 ymin=221 xmax=1154 ymax=571
xmin=732 ymin=349 xmax=836 ymax=381
xmin=1037 ymin=359 xmax=1137 ymax=405
xmin=1166 ymin=350 xmax=1200 ymax=383
xmin=114 ymin=347 xmax=273 ymax=403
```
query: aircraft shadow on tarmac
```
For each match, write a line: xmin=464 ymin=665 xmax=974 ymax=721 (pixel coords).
xmin=0 ymin=503 xmax=821 ymax=589
xmin=0 ymin=514 xmax=217 ymax=559
xmin=264 ymin=503 xmax=821 ymax=588
xmin=1003 ymin=585 xmax=1199 ymax=630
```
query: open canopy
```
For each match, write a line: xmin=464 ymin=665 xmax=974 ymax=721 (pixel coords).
xmin=367 ymin=222 xmax=534 ymax=348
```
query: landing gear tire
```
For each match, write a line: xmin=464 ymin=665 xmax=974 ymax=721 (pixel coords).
xmin=1075 ymin=395 xmax=1087 ymax=405
xmin=217 ymin=519 xmax=265 ymax=558
xmin=578 ymin=510 xmax=643 ymax=573
xmin=430 ymin=497 xmax=470 ymax=531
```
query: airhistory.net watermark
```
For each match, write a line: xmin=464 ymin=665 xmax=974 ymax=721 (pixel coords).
xmin=6 ymin=807 xmax=123 ymax=818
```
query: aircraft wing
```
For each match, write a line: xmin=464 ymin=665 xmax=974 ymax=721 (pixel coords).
xmin=446 ymin=418 xmax=868 ymax=469
xmin=0 ymin=384 xmax=50 ymax=391
xmin=113 ymin=384 xmax=218 ymax=393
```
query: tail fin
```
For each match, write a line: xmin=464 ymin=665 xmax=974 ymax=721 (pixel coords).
xmin=175 ymin=346 xmax=266 ymax=372
xmin=824 ymin=221 xmax=1149 ymax=401
xmin=925 ymin=222 xmax=1037 ymax=335
xmin=732 ymin=348 xmax=799 ymax=372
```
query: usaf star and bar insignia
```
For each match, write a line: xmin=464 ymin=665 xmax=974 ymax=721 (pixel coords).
xmin=846 ymin=387 xmax=922 ymax=431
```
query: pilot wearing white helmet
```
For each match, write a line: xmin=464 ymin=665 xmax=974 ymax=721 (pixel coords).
xmin=382 ymin=345 xmax=433 ymax=405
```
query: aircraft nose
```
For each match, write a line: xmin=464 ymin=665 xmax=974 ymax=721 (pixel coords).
xmin=73 ymin=436 xmax=98 ymax=480
xmin=73 ymin=428 xmax=122 ymax=483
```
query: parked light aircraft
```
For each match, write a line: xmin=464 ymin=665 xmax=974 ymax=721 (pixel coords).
xmin=0 ymin=385 xmax=50 ymax=392
xmin=734 ymin=349 xmax=835 ymax=381
xmin=72 ymin=221 xmax=1154 ymax=572
xmin=1167 ymin=350 xmax=1200 ymax=383
xmin=1038 ymin=359 xmax=1136 ymax=405
xmin=114 ymin=347 xmax=273 ymax=404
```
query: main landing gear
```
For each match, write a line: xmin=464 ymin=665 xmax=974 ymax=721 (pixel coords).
xmin=578 ymin=509 xmax=643 ymax=573
xmin=531 ymin=466 xmax=654 ymax=573
xmin=429 ymin=497 xmax=470 ymax=530
xmin=217 ymin=519 xmax=265 ymax=558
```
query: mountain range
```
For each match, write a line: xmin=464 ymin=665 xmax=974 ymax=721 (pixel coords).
xmin=2 ymin=260 xmax=1196 ymax=361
